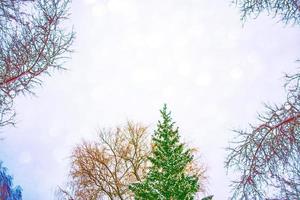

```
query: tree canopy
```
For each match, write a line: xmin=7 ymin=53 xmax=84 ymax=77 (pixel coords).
xmin=58 ymin=119 xmax=207 ymax=200
xmin=57 ymin=122 xmax=151 ymax=200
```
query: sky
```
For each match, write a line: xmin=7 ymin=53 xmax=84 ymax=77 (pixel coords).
xmin=1 ymin=0 xmax=300 ymax=199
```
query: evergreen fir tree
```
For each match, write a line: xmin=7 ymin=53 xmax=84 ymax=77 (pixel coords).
xmin=129 ymin=104 xmax=199 ymax=200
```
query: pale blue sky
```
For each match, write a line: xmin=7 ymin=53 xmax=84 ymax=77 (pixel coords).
xmin=1 ymin=0 xmax=300 ymax=199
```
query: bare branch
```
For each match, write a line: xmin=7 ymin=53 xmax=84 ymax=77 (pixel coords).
xmin=226 ymin=71 xmax=300 ymax=199
xmin=234 ymin=0 xmax=300 ymax=25
xmin=0 ymin=0 xmax=74 ymax=128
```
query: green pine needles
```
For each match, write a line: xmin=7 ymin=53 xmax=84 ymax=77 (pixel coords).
xmin=129 ymin=104 xmax=199 ymax=200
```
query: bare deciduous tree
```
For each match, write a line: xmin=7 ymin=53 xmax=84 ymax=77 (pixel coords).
xmin=57 ymin=121 xmax=207 ymax=200
xmin=226 ymin=72 xmax=300 ymax=199
xmin=229 ymin=0 xmax=300 ymax=198
xmin=234 ymin=0 xmax=300 ymax=24
xmin=57 ymin=122 xmax=151 ymax=200
xmin=0 ymin=0 xmax=74 ymax=127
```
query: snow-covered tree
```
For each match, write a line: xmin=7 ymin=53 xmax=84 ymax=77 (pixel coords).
xmin=129 ymin=105 xmax=199 ymax=200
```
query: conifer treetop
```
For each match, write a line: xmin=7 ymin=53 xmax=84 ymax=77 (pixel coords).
xmin=129 ymin=104 xmax=199 ymax=200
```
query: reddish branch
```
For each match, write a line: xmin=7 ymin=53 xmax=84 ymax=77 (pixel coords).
xmin=0 ymin=0 xmax=74 ymax=127
xmin=256 ymin=114 xmax=300 ymax=131
xmin=0 ymin=22 xmax=51 ymax=86
xmin=246 ymin=113 xmax=300 ymax=184
xmin=226 ymin=73 xmax=300 ymax=199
